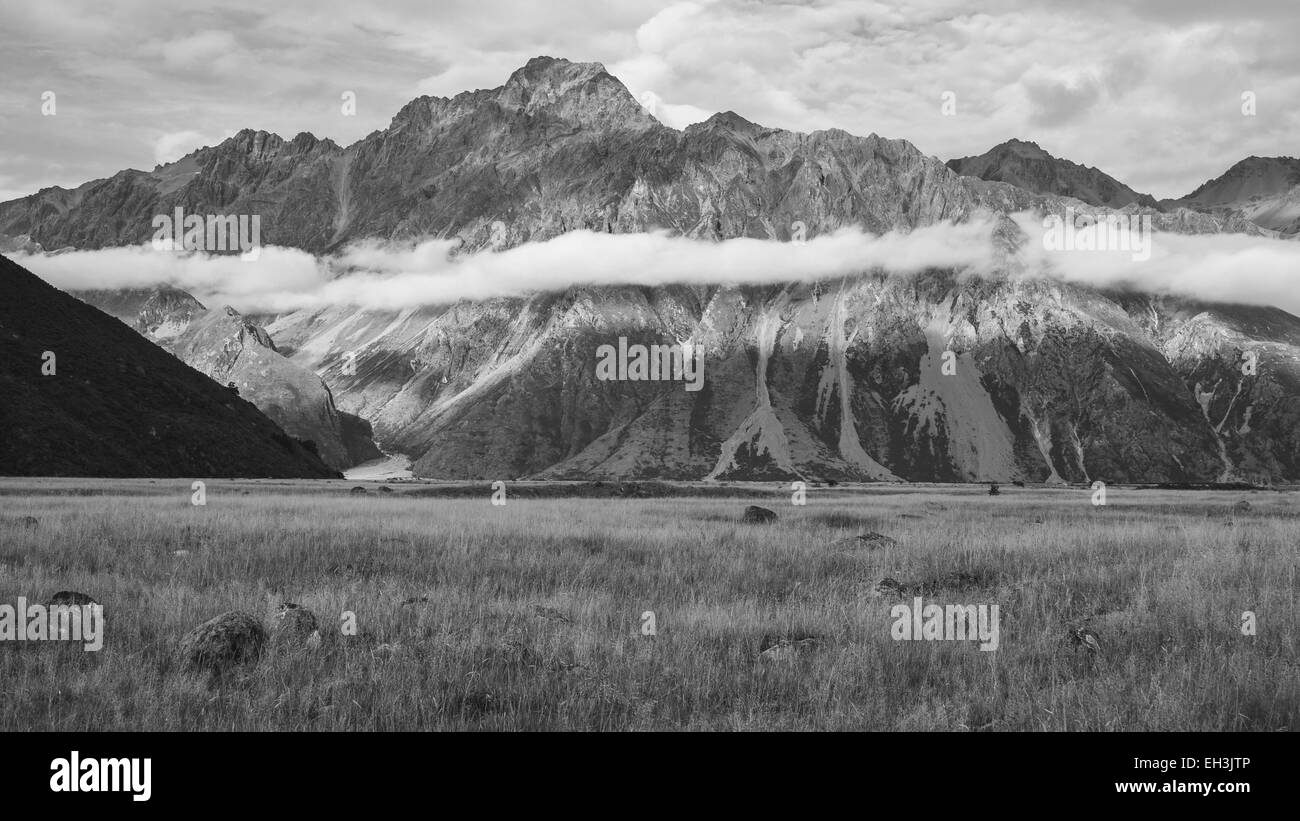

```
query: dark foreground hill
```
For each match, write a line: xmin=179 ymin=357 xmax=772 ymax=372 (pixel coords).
xmin=0 ymin=253 xmax=339 ymax=478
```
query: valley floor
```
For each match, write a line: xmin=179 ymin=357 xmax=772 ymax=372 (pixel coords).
xmin=342 ymin=452 xmax=413 ymax=481
xmin=0 ymin=479 xmax=1295 ymax=730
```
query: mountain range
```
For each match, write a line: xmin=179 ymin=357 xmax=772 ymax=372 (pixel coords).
xmin=3 ymin=56 xmax=1298 ymax=482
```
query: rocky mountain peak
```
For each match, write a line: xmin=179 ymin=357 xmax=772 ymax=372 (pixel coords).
xmin=136 ymin=286 xmax=205 ymax=337
xmin=494 ymin=55 xmax=650 ymax=130
xmin=996 ymin=138 xmax=1050 ymax=159
xmin=214 ymin=305 xmax=278 ymax=351
xmin=948 ymin=139 xmax=1159 ymax=209
xmin=215 ymin=128 xmax=289 ymax=163
xmin=691 ymin=110 xmax=763 ymax=134
xmin=504 ymin=55 xmax=609 ymax=88
xmin=1181 ymin=156 xmax=1300 ymax=205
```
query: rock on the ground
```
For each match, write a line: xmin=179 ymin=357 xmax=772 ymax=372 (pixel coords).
xmin=179 ymin=611 xmax=267 ymax=674
xmin=271 ymin=602 xmax=320 ymax=647
xmin=46 ymin=591 xmax=98 ymax=607
xmin=837 ymin=532 xmax=898 ymax=549
xmin=758 ymin=634 xmax=822 ymax=661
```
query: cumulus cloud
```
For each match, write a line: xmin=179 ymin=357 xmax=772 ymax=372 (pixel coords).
xmin=16 ymin=216 xmax=1300 ymax=318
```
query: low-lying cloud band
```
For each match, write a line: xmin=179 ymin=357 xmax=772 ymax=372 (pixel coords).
xmin=14 ymin=212 xmax=1300 ymax=316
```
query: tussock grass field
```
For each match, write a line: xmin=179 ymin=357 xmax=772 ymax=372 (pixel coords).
xmin=0 ymin=478 xmax=1296 ymax=731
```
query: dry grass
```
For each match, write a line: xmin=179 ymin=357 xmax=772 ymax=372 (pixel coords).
xmin=0 ymin=478 xmax=1296 ymax=731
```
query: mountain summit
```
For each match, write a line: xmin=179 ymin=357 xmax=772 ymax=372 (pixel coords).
xmin=946 ymin=139 xmax=1160 ymax=209
xmin=1163 ymin=156 xmax=1300 ymax=235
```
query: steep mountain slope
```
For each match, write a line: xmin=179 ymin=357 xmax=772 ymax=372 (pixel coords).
xmin=72 ymin=286 xmax=205 ymax=338
xmin=1163 ymin=157 xmax=1300 ymax=236
xmin=1122 ymin=295 xmax=1300 ymax=481
xmin=164 ymin=306 xmax=379 ymax=470
xmin=946 ymin=139 xmax=1159 ymax=209
xmin=69 ymin=287 xmax=378 ymax=469
xmin=0 ymin=253 xmax=339 ymax=478
xmin=265 ymin=268 xmax=1249 ymax=484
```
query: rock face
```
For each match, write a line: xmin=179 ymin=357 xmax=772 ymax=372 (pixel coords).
xmin=947 ymin=139 xmax=1160 ymax=209
xmin=161 ymin=306 xmax=379 ymax=470
xmin=70 ymin=289 xmax=379 ymax=470
xmin=0 ymin=253 xmax=339 ymax=478
xmin=1 ymin=57 xmax=1296 ymax=482
xmin=0 ymin=233 xmax=46 ymax=254
xmin=270 ymin=271 xmax=1290 ymax=484
xmin=71 ymin=286 xmax=205 ymax=339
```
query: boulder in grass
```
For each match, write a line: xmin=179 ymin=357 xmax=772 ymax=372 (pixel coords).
xmin=350 ymin=486 xmax=368 ymax=495
xmin=532 ymin=604 xmax=573 ymax=624
xmin=271 ymin=602 xmax=320 ymax=647
xmin=835 ymin=532 xmax=898 ymax=550
xmin=874 ymin=576 xmax=909 ymax=597
xmin=758 ymin=633 xmax=822 ymax=661
xmin=179 ymin=611 xmax=266 ymax=675
xmin=46 ymin=591 xmax=98 ymax=607
xmin=1067 ymin=626 xmax=1101 ymax=658
xmin=743 ymin=505 xmax=778 ymax=524
xmin=45 ymin=591 xmax=101 ymax=640
xmin=1233 ymin=500 xmax=1252 ymax=514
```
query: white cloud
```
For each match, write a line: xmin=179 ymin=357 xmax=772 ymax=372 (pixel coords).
xmin=18 ymin=222 xmax=997 ymax=312
xmin=152 ymin=130 xmax=217 ymax=166
xmin=16 ymin=216 xmax=1300 ymax=319
xmin=1010 ymin=212 xmax=1300 ymax=313
xmin=160 ymin=30 xmax=241 ymax=72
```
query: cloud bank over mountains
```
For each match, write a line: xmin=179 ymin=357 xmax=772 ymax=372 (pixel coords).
xmin=18 ymin=214 xmax=1300 ymax=315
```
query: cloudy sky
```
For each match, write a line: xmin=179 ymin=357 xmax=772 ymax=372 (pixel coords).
xmin=2 ymin=0 xmax=1297 ymax=204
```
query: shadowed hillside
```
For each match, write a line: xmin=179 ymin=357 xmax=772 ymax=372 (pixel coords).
xmin=0 ymin=253 xmax=340 ymax=478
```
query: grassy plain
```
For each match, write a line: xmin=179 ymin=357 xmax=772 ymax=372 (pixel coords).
xmin=0 ymin=478 xmax=1295 ymax=730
